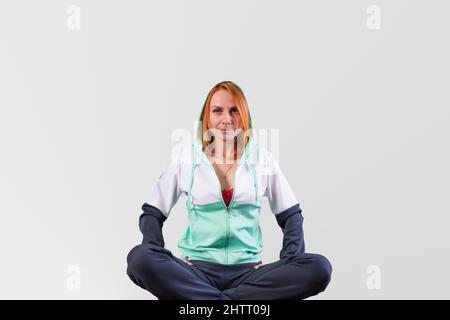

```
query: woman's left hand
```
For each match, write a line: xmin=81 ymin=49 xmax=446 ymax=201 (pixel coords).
xmin=253 ymin=263 xmax=264 ymax=270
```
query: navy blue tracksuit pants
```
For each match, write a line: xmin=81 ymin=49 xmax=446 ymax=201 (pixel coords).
xmin=126 ymin=243 xmax=332 ymax=300
xmin=127 ymin=203 xmax=332 ymax=300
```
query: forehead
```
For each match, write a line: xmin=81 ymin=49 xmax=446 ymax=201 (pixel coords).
xmin=210 ymin=90 xmax=235 ymax=107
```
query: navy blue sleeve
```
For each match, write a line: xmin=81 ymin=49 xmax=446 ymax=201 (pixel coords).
xmin=138 ymin=203 xmax=168 ymax=247
xmin=275 ymin=203 xmax=305 ymax=259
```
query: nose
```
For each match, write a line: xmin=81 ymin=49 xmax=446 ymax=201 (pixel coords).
xmin=221 ymin=111 xmax=232 ymax=125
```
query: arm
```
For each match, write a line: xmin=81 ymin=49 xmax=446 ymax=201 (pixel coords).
xmin=139 ymin=203 xmax=167 ymax=247
xmin=139 ymin=150 xmax=182 ymax=247
xmin=264 ymin=152 xmax=306 ymax=259
xmin=275 ymin=203 xmax=305 ymax=259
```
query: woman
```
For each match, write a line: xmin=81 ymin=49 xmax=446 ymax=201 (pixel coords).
xmin=126 ymin=81 xmax=332 ymax=300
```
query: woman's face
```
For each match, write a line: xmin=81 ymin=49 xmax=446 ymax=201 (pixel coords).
xmin=208 ymin=89 xmax=243 ymax=141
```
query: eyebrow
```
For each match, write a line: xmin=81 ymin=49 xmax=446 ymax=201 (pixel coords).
xmin=211 ymin=106 xmax=237 ymax=109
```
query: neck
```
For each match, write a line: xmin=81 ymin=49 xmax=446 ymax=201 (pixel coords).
xmin=208 ymin=139 xmax=243 ymax=164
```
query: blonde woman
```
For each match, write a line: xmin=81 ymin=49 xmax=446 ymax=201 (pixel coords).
xmin=126 ymin=81 xmax=332 ymax=300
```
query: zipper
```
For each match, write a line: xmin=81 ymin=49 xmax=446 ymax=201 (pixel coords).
xmin=203 ymin=156 xmax=241 ymax=265
xmin=225 ymin=206 xmax=230 ymax=264
xmin=198 ymin=142 xmax=251 ymax=264
xmin=223 ymin=167 xmax=237 ymax=264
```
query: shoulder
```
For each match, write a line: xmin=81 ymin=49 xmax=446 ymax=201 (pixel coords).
xmin=254 ymin=144 xmax=272 ymax=160
xmin=251 ymin=144 xmax=278 ymax=175
xmin=157 ymin=144 xmax=194 ymax=180
xmin=169 ymin=143 xmax=194 ymax=166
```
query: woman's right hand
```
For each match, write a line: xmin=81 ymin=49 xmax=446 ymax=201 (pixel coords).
xmin=182 ymin=256 xmax=193 ymax=266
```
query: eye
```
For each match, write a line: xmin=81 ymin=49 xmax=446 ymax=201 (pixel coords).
xmin=213 ymin=109 xmax=222 ymax=113
xmin=231 ymin=108 xmax=239 ymax=114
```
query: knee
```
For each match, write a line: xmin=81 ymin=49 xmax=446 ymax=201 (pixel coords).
xmin=126 ymin=243 xmax=169 ymax=277
xmin=290 ymin=253 xmax=332 ymax=290
xmin=126 ymin=244 xmax=146 ymax=277
xmin=307 ymin=254 xmax=332 ymax=290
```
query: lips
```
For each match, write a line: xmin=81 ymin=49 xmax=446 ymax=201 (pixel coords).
xmin=220 ymin=130 xmax=234 ymax=137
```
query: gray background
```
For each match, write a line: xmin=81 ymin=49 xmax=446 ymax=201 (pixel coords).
xmin=0 ymin=0 xmax=448 ymax=299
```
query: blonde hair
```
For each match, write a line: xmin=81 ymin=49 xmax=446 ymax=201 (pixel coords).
xmin=200 ymin=81 xmax=253 ymax=158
